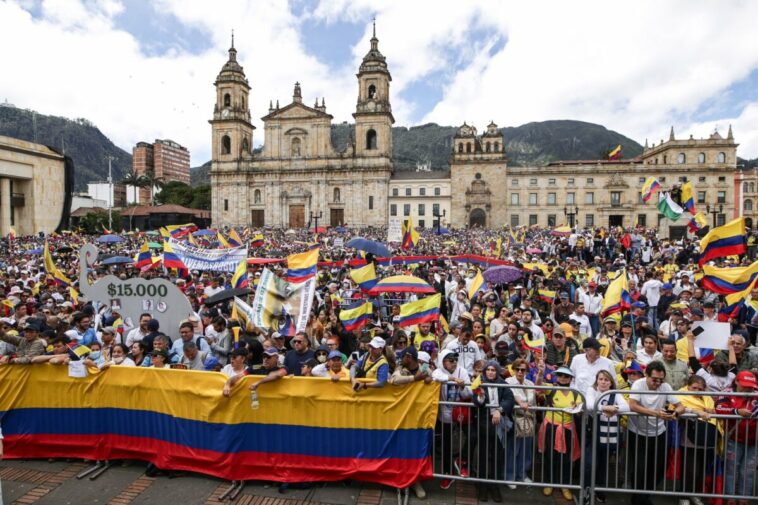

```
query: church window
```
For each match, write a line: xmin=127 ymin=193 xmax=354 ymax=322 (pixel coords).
xmin=369 ymin=196 xmax=374 ymax=210
xmin=368 ymin=84 xmax=377 ymax=99
xmin=717 ymin=152 xmax=726 ymax=163
xmin=466 ymin=142 xmax=472 ymax=153
xmin=403 ymin=204 xmax=410 ymax=216
xmin=390 ymin=204 xmax=397 ymax=216
xmin=698 ymin=152 xmax=705 ymax=163
xmin=291 ymin=137 xmax=302 ymax=157
xmin=366 ymin=129 xmax=378 ymax=150
xmin=458 ymin=143 xmax=464 ymax=153
xmin=224 ymin=199 xmax=229 ymax=211
xmin=221 ymin=135 xmax=231 ymax=155
xmin=405 ymin=187 xmax=411 ymax=196
xmin=242 ymin=137 xmax=249 ymax=154
xmin=678 ymin=153 xmax=686 ymax=164
xmin=494 ymin=141 xmax=500 ymax=152
xmin=418 ymin=204 xmax=425 ymax=216
xmin=663 ymin=155 xmax=667 ymax=164
xmin=241 ymin=96 xmax=246 ymax=110
xmin=392 ymin=188 xmax=398 ymax=196
xmin=333 ymin=188 xmax=341 ymax=202
xmin=485 ymin=142 xmax=491 ymax=152
xmin=254 ymin=189 xmax=261 ymax=204
xmin=224 ymin=93 xmax=231 ymax=107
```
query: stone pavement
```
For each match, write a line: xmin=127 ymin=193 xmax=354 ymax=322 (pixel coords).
xmin=0 ymin=459 xmax=679 ymax=505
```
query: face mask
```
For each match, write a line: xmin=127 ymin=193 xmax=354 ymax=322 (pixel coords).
xmin=89 ymin=351 xmax=102 ymax=361
xmin=113 ymin=356 xmax=124 ymax=364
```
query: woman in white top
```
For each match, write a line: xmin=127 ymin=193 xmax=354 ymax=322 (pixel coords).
xmin=106 ymin=344 xmax=136 ymax=367
xmin=489 ymin=307 xmax=510 ymax=343
xmin=586 ymin=370 xmax=629 ymax=503
xmin=636 ymin=334 xmax=662 ymax=366
xmin=505 ymin=357 xmax=541 ymax=486
xmin=221 ymin=348 xmax=249 ymax=378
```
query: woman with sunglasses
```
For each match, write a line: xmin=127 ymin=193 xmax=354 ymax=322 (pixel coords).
xmin=505 ymin=358 xmax=541 ymax=488
xmin=472 ymin=361 xmax=514 ymax=503
xmin=489 ymin=307 xmax=510 ymax=343
xmin=586 ymin=370 xmax=629 ymax=503
xmin=538 ymin=366 xmax=583 ymax=501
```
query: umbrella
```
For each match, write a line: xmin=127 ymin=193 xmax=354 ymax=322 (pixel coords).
xmin=97 ymin=234 xmax=124 ymax=243
xmin=145 ymin=230 xmax=160 ymax=236
xmin=434 ymin=227 xmax=450 ymax=235
xmin=25 ymin=248 xmax=43 ymax=255
xmin=367 ymin=275 xmax=436 ymax=295
xmin=148 ymin=242 xmax=162 ymax=249
xmin=56 ymin=246 xmax=73 ymax=253
xmin=526 ymin=247 xmax=543 ymax=254
xmin=100 ymin=256 xmax=134 ymax=266
xmin=204 ymin=288 xmax=252 ymax=306
xmin=482 ymin=266 xmax=523 ymax=285
xmin=335 ymin=227 xmax=348 ymax=233
xmin=193 ymin=229 xmax=217 ymax=236
xmin=311 ymin=226 xmax=327 ymax=233
xmin=346 ymin=237 xmax=392 ymax=257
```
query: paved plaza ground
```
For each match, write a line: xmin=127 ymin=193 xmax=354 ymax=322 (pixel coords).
xmin=0 ymin=458 xmax=686 ymax=505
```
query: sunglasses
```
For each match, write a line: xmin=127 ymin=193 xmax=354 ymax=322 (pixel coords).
xmin=515 ymin=368 xmax=528 ymax=372
xmin=649 ymin=377 xmax=664 ymax=383
xmin=397 ymin=340 xmax=407 ymax=344
xmin=292 ymin=340 xmax=305 ymax=344
xmin=556 ymin=373 xmax=572 ymax=378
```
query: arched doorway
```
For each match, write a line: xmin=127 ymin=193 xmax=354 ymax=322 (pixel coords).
xmin=469 ymin=208 xmax=486 ymax=228
xmin=746 ymin=217 xmax=753 ymax=230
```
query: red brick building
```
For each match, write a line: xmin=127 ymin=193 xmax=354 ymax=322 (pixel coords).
xmin=132 ymin=139 xmax=190 ymax=203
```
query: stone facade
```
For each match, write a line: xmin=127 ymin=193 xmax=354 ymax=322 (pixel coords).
xmin=0 ymin=135 xmax=68 ymax=235
xmin=737 ymin=167 xmax=758 ymax=229
xmin=210 ymin=28 xmax=392 ymax=228
xmin=388 ymin=170 xmax=451 ymax=229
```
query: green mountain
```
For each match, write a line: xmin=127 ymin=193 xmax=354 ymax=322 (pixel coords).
xmin=0 ymin=105 xmax=131 ymax=191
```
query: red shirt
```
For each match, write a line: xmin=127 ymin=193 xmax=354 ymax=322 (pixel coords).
xmin=716 ymin=395 xmax=758 ymax=445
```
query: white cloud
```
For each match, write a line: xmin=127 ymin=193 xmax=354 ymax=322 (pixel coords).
xmin=2 ymin=0 xmax=758 ymax=171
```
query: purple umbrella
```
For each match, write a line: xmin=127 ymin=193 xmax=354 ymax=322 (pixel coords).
xmin=482 ymin=265 xmax=523 ymax=285
xmin=526 ymin=247 xmax=543 ymax=254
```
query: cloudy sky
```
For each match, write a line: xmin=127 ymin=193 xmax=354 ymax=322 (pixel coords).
xmin=2 ymin=0 xmax=758 ymax=165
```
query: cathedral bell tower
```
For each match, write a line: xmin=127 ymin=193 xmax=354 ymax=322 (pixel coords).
xmin=210 ymin=33 xmax=254 ymax=162
xmin=353 ymin=21 xmax=394 ymax=158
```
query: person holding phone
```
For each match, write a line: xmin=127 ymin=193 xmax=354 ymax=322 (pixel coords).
xmin=627 ymin=361 xmax=685 ymax=505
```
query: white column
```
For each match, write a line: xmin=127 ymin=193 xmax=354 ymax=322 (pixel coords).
xmin=0 ymin=178 xmax=10 ymax=236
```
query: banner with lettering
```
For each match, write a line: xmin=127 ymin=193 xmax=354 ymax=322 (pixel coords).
xmin=168 ymin=238 xmax=247 ymax=272
xmin=250 ymin=267 xmax=316 ymax=335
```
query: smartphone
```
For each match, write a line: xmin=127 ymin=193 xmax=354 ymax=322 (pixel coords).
xmin=692 ymin=326 xmax=705 ymax=337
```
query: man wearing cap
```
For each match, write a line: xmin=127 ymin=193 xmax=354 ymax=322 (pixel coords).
xmin=312 ymin=351 xmax=349 ymax=380
xmin=0 ymin=320 xmax=46 ymax=364
xmin=351 ymin=336 xmax=389 ymax=390
xmin=641 ymin=272 xmax=663 ymax=331
xmin=545 ymin=327 xmax=579 ymax=368
xmin=578 ymin=281 xmax=603 ymax=336
xmin=569 ymin=337 xmax=615 ymax=396
xmin=656 ymin=283 xmax=676 ymax=325
xmin=390 ymin=346 xmax=432 ymax=385
xmin=223 ymin=348 xmax=287 ymax=397
xmin=715 ymin=370 xmax=758 ymax=499
xmin=552 ymin=293 xmax=574 ymax=324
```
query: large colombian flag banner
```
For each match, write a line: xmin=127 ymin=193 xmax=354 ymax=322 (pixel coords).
xmin=0 ymin=366 xmax=438 ymax=488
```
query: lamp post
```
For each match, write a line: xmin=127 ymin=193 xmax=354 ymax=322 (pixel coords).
xmin=107 ymin=156 xmax=114 ymax=230
xmin=706 ymin=203 xmax=723 ymax=228
xmin=433 ymin=208 xmax=446 ymax=235
xmin=309 ymin=210 xmax=322 ymax=232
xmin=564 ymin=205 xmax=579 ymax=228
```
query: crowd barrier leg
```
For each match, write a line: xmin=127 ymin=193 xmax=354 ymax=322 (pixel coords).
xmin=76 ymin=460 xmax=110 ymax=480
xmin=218 ymin=480 xmax=245 ymax=501
xmin=396 ymin=486 xmax=409 ymax=505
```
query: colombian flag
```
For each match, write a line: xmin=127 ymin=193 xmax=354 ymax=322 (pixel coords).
xmin=339 ymin=301 xmax=373 ymax=332
xmin=163 ymin=240 xmax=189 ymax=277
xmin=640 ymin=177 xmax=661 ymax=203
xmin=718 ymin=277 xmax=758 ymax=322
xmin=231 ymin=258 xmax=249 ymax=289
xmin=600 ymin=269 xmax=632 ymax=317
xmin=43 ymin=239 xmax=71 ymax=287
xmin=398 ymin=294 xmax=441 ymax=328
xmin=217 ymin=231 xmax=234 ymax=249
xmin=166 ymin=223 xmax=197 ymax=239
xmin=251 ymin=234 xmax=264 ymax=248
xmin=402 ymin=216 xmax=419 ymax=250
xmin=229 ymin=229 xmax=243 ymax=247
xmin=467 ymin=269 xmax=485 ymax=299
xmin=537 ymin=289 xmax=557 ymax=304
xmin=349 ymin=263 xmax=378 ymax=292
xmin=698 ymin=217 xmax=746 ymax=266
xmin=681 ymin=182 xmax=695 ymax=215
xmin=287 ymin=248 xmax=319 ymax=283
xmin=135 ymin=242 xmax=152 ymax=269
xmin=702 ymin=261 xmax=758 ymax=295
xmin=687 ymin=212 xmax=708 ymax=234
xmin=608 ymin=145 xmax=622 ymax=160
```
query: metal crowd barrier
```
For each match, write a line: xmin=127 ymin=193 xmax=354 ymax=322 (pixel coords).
xmin=589 ymin=389 xmax=758 ymax=505
xmin=432 ymin=383 xmax=758 ymax=505
xmin=432 ymin=383 xmax=588 ymax=501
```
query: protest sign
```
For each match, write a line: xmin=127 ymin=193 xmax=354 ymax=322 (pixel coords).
xmin=169 ymin=238 xmax=248 ymax=272
xmin=692 ymin=321 xmax=730 ymax=350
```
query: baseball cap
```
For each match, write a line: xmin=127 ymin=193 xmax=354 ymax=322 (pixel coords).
xmin=400 ymin=346 xmax=418 ymax=359
xmin=735 ymin=370 xmax=758 ymax=390
xmin=632 ymin=301 xmax=647 ymax=309
xmin=417 ymin=351 xmax=431 ymax=364
xmin=662 ymin=283 xmax=673 ymax=290
xmin=262 ymin=348 xmax=279 ymax=358
xmin=368 ymin=336 xmax=386 ymax=349
xmin=555 ymin=366 xmax=574 ymax=377
xmin=603 ymin=316 xmax=617 ymax=324
xmin=301 ymin=358 xmax=319 ymax=368
xmin=559 ymin=322 xmax=574 ymax=337
xmin=690 ymin=308 xmax=704 ymax=317
xmin=495 ymin=340 xmax=509 ymax=352
xmin=327 ymin=350 xmax=343 ymax=360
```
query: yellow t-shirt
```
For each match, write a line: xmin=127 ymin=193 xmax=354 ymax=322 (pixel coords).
xmin=546 ymin=389 xmax=581 ymax=425
xmin=413 ymin=333 xmax=436 ymax=350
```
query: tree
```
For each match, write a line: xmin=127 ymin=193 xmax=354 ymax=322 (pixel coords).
xmin=155 ymin=181 xmax=194 ymax=206
xmin=79 ymin=210 xmax=122 ymax=234
xmin=191 ymin=185 xmax=211 ymax=210
xmin=121 ymin=170 xmax=145 ymax=203
xmin=140 ymin=170 xmax=166 ymax=205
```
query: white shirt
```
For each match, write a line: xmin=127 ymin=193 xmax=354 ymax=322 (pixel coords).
xmin=641 ymin=279 xmax=663 ymax=307
xmin=125 ymin=328 xmax=148 ymax=348
xmin=569 ymin=313 xmax=592 ymax=338
xmin=221 ymin=364 xmax=246 ymax=378
xmin=569 ymin=353 xmax=615 ymax=396
xmin=579 ymin=291 xmax=603 ymax=316
xmin=628 ymin=379 xmax=680 ymax=436
xmin=445 ymin=338 xmax=483 ymax=376
xmin=636 ymin=349 xmax=662 ymax=366
xmin=204 ymin=285 xmax=224 ymax=297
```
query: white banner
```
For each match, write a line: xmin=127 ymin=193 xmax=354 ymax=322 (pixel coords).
xmin=250 ymin=268 xmax=316 ymax=334
xmin=169 ymin=238 xmax=247 ymax=272
xmin=388 ymin=219 xmax=402 ymax=243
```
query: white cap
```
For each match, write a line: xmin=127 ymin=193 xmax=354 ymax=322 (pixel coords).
xmin=368 ymin=336 xmax=386 ymax=349
xmin=417 ymin=351 xmax=431 ymax=364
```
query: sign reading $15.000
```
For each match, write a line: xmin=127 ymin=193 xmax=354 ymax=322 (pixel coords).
xmin=108 ymin=282 xmax=168 ymax=298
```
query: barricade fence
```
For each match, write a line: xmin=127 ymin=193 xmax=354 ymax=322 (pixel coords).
xmin=433 ymin=384 xmax=758 ymax=505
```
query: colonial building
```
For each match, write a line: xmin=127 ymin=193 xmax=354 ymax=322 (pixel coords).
xmin=210 ymin=28 xmax=742 ymax=236
xmin=210 ymin=27 xmax=392 ymax=228
xmin=735 ymin=166 xmax=757 ymax=229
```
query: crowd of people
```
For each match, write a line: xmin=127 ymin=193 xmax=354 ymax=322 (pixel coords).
xmin=0 ymin=224 xmax=757 ymax=504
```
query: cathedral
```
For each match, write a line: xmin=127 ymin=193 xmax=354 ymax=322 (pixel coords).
xmin=210 ymin=27 xmax=393 ymax=228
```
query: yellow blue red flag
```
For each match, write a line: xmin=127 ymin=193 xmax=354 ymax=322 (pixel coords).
xmin=339 ymin=301 xmax=373 ymax=332
xmin=640 ymin=177 xmax=661 ymax=203
xmin=699 ymin=217 xmax=746 ymax=266
xmin=287 ymin=248 xmax=319 ymax=283
xmin=349 ymin=262 xmax=378 ymax=292
xmin=702 ymin=260 xmax=758 ymax=295
xmin=402 ymin=216 xmax=419 ymax=250
xmin=600 ymin=269 xmax=632 ymax=317
xmin=231 ymin=258 xmax=249 ymax=289
xmin=398 ymin=294 xmax=441 ymax=328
